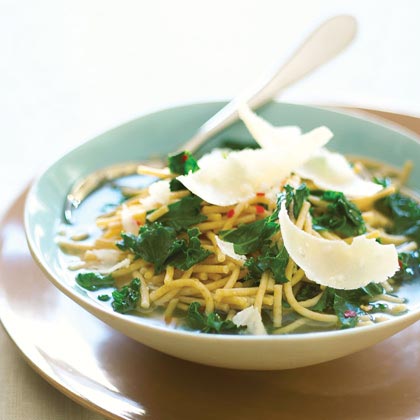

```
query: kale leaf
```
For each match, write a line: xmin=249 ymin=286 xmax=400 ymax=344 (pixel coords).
xmin=117 ymin=223 xmax=210 ymax=273
xmin=245 ymin=243 xmax=289 ymax=284
xmin=76 ymin=272 xmax=115 ymax=291
xmin=284 ymin=183 xmax=310 ymax=219
xmin=312 ymin=190 xmax=366 ymax=237
xmin=394 ymin=250 xmax=420 ymax=282
xmin=168 ymin=150 xmax=199 ymax=175
xmin=311 ymin=284 xmax=384 ymax=329
xmin=167 ymin=228 xmax=211 ymax=270
xmin=217 ymin=138 xmax=259 ymax=150
xmin=373 ymin=177 xmax=391 ymax=188
xmin=111 ymin=278 xmax=141 ymax=313
xmin=169 ymin=178 xmax=186 ymax=192
xmin=219 ymin=216 xmax=279 ymax=255
xmin=158 ymin=195 xmax=207 ymax=231
xmin=375 ymin=192 xmax=420 ymax=244
xmin=186 ymin=302 xmax=240 ymax=334
xmin=332 ymin=293 xmax=365 ymax=329
xmin=295 ymin=282 xmax=322 ymax=301
xmin=117 ymin=222 xmax=183 ymax=273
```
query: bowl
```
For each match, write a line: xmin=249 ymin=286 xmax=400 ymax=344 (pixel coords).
xmin=25 ymin=102 xmax=420 ymax=370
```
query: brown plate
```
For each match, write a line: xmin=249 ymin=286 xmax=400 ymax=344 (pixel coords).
xmin=1 ymin=109 xmax=420 ymax=420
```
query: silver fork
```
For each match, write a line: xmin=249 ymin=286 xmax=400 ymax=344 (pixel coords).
xmin=64 ymin=15 xmax=357 ymax=224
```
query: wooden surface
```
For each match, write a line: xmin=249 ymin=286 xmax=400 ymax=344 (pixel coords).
xmin=0 ymin=108 xmax=419 ymax=420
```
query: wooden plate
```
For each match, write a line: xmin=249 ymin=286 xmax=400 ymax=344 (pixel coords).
xmin=1 ymin=109 xmax=420 ymax=420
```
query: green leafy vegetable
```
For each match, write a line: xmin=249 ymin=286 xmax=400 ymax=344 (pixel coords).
xmin=295 ymin=283 xmax=322 ymax=301
xmin=394 ymin=251 xmax=420 ymax=282
xmin=117 ymin=223 xmax=183 ymax=273
xmin=168 ymin=151 xmax=199 ymax=175
xmin=332 ymin=294 xmax=365 ymax=329
xmin=218 ymin=138 xmax=259 ymax=150
xmin=373 ymin=177 xmax=391 ymax=188
xmin=169 ymin=178 xmax=186 ymax=192
xmin=220 ymin=216 xmax=279 ymax=255
xmin=375 ymin=193 xmax=420 ymax=244
xmin=76 ymin=272 xmax=115 ymax=291
xmin=167 ymin=228 xmax=212 ymax=270
xmin=284 ymin=183 xmax=310 ymax=219
xmin=158 ymin=195 xmax=207 ymax=231
xmin=117 ymin=223 xmax=210 ymax=273
xmin=186 ymin=302 xmax=240 ymax=334
xmin=245 ymin=243 xmax=289 ymax=284
xmin=112 ymin=278 xmax=141 ymax=313
xmin=311 ymin=284 xmax=384 ymax=329
xmin=97 ymin=294 xmax=111 ymax=302
xmin=312 ymin=190 xmax=366 ymax=237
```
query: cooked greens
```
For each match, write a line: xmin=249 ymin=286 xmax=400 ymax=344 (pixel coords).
xmin=245 ymin=243 xmax=289 ymax=284
xmin=284 ymin=183 xmax=310 ymax=219
xmin=312 ymin=284 xmax=384 ymax=328
xmin=117 ymin=224 xmax=210 ymax=273
xmin=76 ymin=272 xmax=115 ymax=291
xmin=312 ymin=190 xmax=366 ymax=237
xmin=375 ymin=193 xmax=420 ymax=244
xmin=157 ymin=195 xmax=207 ymax=231
xmin=168 ymin=150 xmax=199 ymax=175
xmin=186 ymin=302 xmax=240 ymax=333
xmin=112 ymin=278 xmax=141 ymax=314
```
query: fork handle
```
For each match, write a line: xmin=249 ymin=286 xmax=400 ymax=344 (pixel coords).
xmin=181 ymin=15 xmax=357 ymax=153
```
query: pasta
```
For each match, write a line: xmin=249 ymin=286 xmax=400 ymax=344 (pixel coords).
xmin=59 ymin=110 xmax=419 ymax=335
xmin=59 ymin=153 xmax=420 ymax=335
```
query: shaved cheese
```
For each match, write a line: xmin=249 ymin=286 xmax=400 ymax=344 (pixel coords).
xmin=178 ymin=127 xmax=332 ymax=206
xmin=296 ymin=148 xmax=383 ymax=198
xmin=99 ymin=258 xmax=131 ymax=274
xmin=121 ymin=204 xmax=139 ymax=235
xmin=140 ymin=179 xmax=171 ymax=210
xmin=279 ymin=202 xmax=399 ymax=289
xmin=232 ymin=306 xmax=267 ymax=335
xmin=238 ymin=104 xmax=302 ymax=148
xmin=239 ymin=105 xmax=382 ymax=198
xmin=215 ymin=235 xmax=246 ymax=263
xmin=90 ymin=249 xmax=121 ymax=265
xmin=85 ymin=250 xmax=131 ymax=274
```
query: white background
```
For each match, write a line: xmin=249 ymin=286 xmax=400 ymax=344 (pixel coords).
xmin=0 ymin=1 xmax=419 ymax=417
xmin=1 ymin=0 xmax=420 ymax=218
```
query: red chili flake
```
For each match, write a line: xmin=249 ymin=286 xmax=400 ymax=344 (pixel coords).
xmin=226 ymin=209 xmax=235 ymax=218
xmin=344 ymin=310 xmax=357 ymax=318
xmin=136 ymin=220 xmax=142 ymax=226
xmin=256 ymin=192 xmax=265 ymax=197
xmin=255 ymin=205 xmax=265 ymax=215
xmin=398 ymin=259 xmax=404 ymax=270
xmin=182 ymin=153 xmax=188 ymax=162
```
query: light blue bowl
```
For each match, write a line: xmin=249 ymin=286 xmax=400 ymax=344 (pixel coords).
xmin=24 ymin=102 xmax=420 ymax=370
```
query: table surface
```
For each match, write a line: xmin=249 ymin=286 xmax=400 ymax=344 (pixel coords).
xmin=1 ymin=1 xmax=420 ymax=418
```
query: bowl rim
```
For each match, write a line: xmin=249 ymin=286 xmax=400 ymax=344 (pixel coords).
xmin=24 ymin=100 xmax=420 ymax=343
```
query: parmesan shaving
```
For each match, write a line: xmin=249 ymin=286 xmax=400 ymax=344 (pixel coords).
xmin=85 ymin=250 xmax=131 ymax=274
xmin=279 ymin=202 xmax=399 ymax=289
xmin=238 ymin=104 xmax=302 ymax=148
xmin=90 ymin=249 xmax=121 ymax=265
xmin=232 ymin=306 xmax=267 ymax=335
xmin=239 ymin=105 xmax=381 ymax=198
xmin=140 ymin=179 xmax=171 ymax=210
xmin=178 ymin=127 xmax=332 ymax=206
xmin=296 ymin=148 xmax=383 ymax=198
xmin=121 ymin=204 xmax=139 ymax=235
xmin=99 ymin=258 xmax=131 ymax=274
xmin=214 ymin=235 xmax=246 ymax=263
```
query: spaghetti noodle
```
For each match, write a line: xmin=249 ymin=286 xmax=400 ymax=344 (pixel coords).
xmin=60 ymin=154 xmax=419 ymax=335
